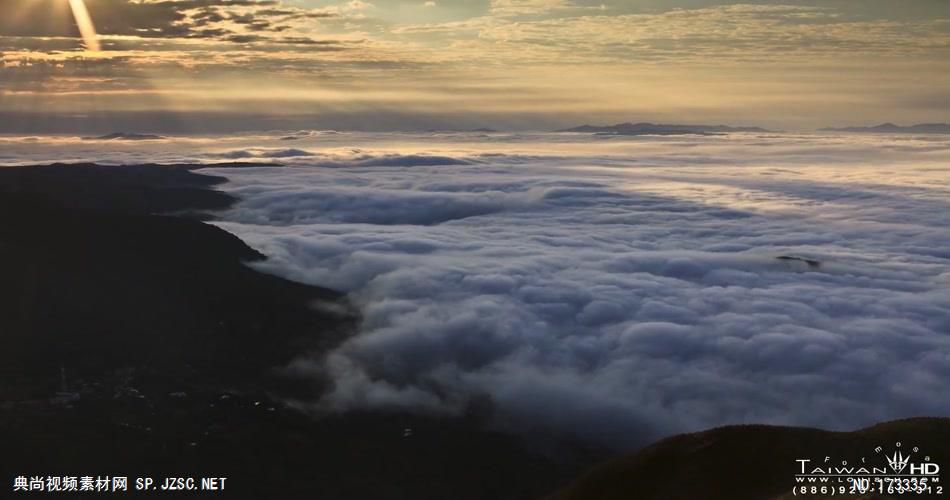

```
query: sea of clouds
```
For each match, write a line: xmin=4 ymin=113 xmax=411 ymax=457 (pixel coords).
xmin=5 ymin=131 xmax=949 ymax=449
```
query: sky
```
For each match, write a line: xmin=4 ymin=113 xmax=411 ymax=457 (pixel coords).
xmin=0 ymin=0 xmax=948 ymax=131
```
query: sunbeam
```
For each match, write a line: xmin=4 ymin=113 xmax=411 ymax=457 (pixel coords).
xmin=66 ymin=0 xmax=99 ymax=52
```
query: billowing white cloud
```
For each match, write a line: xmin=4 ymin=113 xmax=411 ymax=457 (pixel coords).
xmin=179 ymin=131 xmax=950 ymax=449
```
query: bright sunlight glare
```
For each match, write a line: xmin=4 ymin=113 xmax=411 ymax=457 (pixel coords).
xmin=67 ymin=0 xmax=100 ymax=52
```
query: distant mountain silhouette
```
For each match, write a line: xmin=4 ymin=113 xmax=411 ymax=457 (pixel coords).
xmin=559 ymin=122 xmax=771 ymax=136
xmin=549 ymin=417 xmax=950 ymax=500
xmin=820 ymin=123 xmax=950 ymax=134
xmin=82 ymin=132 xmax=165 ymax=141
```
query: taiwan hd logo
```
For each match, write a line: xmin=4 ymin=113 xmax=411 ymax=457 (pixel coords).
xmin=796 ymin=442 xmax=941 ymax=480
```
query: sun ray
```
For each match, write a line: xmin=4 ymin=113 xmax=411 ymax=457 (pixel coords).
xmin=67 ymin=0 xmax=101 ymax=52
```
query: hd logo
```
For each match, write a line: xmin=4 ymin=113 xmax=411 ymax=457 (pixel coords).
xmin=882 ymin=448 xmax=940 ymax=476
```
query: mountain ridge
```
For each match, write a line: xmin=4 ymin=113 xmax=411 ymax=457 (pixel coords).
xmin=820 ymin=123 xmax=950 ymax=134
xmin=559 ymin=122 xmax=772 ymax=135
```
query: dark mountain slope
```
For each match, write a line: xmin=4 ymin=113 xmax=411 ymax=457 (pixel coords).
xmin=549 ymin=417 xmax=950 ymax=500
